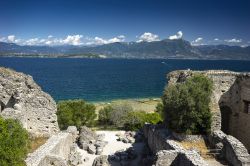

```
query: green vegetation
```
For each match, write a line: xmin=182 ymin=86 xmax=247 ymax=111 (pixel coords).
xmin=98 ymin=105 xmax=113 ymax=125
xmin=109 ymin=102 xmax=134 ymax=128
xmin=155 ymin=102 xmax=164 ymax=119
xmin=57 ymin=99 xmax=163 ymax=131
xmin=57 ymin=99 xmax=97 ymax=130
xmin=162 ymin=74 xmax=213 ymax=135
xmin=98 ymin=102 xmax=162 ymax=131
xmin=124 ymin=111 xmax=162 ymax=131
xmin=0 ymin=117 xmax=29 ymax=166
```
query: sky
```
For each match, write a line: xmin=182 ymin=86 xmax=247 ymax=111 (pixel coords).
xmin=0 ymin=0 xmax=250 ymax=46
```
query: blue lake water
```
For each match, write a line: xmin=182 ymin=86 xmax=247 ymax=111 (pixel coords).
xmin=0 ymin=57 xmax=250 ymax=102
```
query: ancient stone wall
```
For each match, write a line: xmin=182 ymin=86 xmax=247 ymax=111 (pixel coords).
xmin=0 ymin=67 xmax=59 ymax=137
xmin=209 ymin=130 xmax=250 ymax=165
xmin=143 ymin=124 xmax=209 ymax=166
xmin=25 ymin=128 xmax=76 ymax=166
xmin=167 ymin=70 xmax=250 ymax=151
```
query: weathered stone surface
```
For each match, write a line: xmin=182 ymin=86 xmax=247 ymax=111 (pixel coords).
xmin=25 ymin=128 xmax=75 ymax=166
xmin=67 ymin=126 xmax=79 ymax=138
xmin=79 ymin=126 xmax=107 ymax=155
xmin=92 ymin=155 xmax=110 ymax=166
xmin=68 ymin=144 xmax=83 ymax=166
xmin=42 ymin=154 xmax=67 ymax=166
xmin=79 ymin=126 xmax=97 ymax=147
xmin=143 ymin=124 xmax=210 ymax=166
xmin=155 ymin=150 xmax=179 ymax=166
xmin=0 ymin=67 xmax=59 ymax=137
xmin=143 ymin=124 xmax=176 ymax=153
xmin=88 ymin=144 xmax=96 ymax=154
xmin=223 ymin=135 xmax=250 ymax=166
xmin=155 ymin=149 xmax=209 ymax=166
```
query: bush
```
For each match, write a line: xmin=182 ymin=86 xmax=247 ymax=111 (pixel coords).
xmin=162 ymin=74 xmax=213 ymax=134
xmin=0 ymin=117 xmax=29 ymax=166
xmin=124 ymin=111 xmax=163 ymax=131
xmin=98 ymin=105 xmax=113 ymax=125
xmin=108 ymin=102 xmax=134 ymax=128
xmin=155 ymin=102 xmax=164 ymax=118
xmin=57 ymin=99 xmax=97 ymax=130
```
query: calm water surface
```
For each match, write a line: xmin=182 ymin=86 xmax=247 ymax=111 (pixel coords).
xmin=0 ymin=57 xmax=250 ymax=102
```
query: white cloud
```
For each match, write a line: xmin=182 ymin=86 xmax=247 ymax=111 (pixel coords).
xmin=86 ymin=35 xmax=126 ymax=45
xmin=6 ymin=35 xmax=22 ymax=44
xmin=214 ymin=38 xmax=219 ymax=41
xmin=7 ymin=35 xmax=16 ymax=42
xmin=224 ymin=38 xmax=242 ymax=43
xmin=25 ymin=38 xmax=39 ymax=45
xmin=169 ymin=31 xmax=183 ymax=40
xmin=191 ymin=37 xmax=203 ymax=46
xmin=195 ymin=37 xmax=203 ymax=43
xmin=62 ymin=35 xmax=83 ymax=45
xmin=137 ymin=32 xmax=160 ymax=42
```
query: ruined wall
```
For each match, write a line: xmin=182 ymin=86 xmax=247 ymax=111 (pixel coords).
xmin=0 ymin=67 xmax=59 ymax=137
xmin=167 ymin=70 xmax=250 ymax=151
xmin=143 ymin=124 xmax=209 ymax=166
xmin=25 ymin=128 xmax=76 ymax=166
xmin=209 ymin=130 xmax=250 ymax=165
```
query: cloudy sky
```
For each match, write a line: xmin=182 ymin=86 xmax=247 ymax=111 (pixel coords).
xmin=0 ymin=0 xmax=249 ymax=46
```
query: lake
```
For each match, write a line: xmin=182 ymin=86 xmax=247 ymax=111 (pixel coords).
xmin=0 ymin=57 xmax=250 ymax=102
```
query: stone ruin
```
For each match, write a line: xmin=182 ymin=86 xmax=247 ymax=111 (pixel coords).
xmin=162 ymin=69 xmax=250 ymax=165
xmin=0 ymin=67 xmax=59 ymax=137
xmin=168 ymin=70 xmax=250 ymax=151
xmin=79 ymin=126 xmax=108 ymax=155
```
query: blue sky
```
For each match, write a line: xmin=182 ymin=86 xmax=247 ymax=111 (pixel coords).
xmin=0 ymin=0 xmax=250 ymax=46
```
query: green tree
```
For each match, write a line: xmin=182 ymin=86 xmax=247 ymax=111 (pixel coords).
xmin=0 ymin=117 xmax=29 ymax=166
xmin=124 ymin=111 xmax=162 ymax=131
xmin=162 ymin=74 xmax=213 ymax=134
xmin=98 ymin=105 xmax=113 ymax=125
xmin=109 ymin=102 xmax=133 ymax=128
xmin=155 ymin=102 xmax=164 ymax=119
xmin=57 ymin=100 xmax=97 ymax=130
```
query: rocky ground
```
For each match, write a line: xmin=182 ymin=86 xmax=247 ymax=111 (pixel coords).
xmin=71 ymin=130 xmax=146 ymax=166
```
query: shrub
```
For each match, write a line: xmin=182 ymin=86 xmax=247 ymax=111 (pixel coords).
xmin=162 ymin=74 xmax=213 ymax=134
xmin=144 ymin=112 xmax=163 ymax=124
xmin=124 ymin=111 xmax=162 ymax=131
xmin=108 ymin=102 xmax=134 ymax=128
xmin=57 ymin=99 xmax=96 ymax=130
xmin=0 ymin=117 xmax=29 ymax=166
xmin=98 ymin=105 xmax=113 ymax=125
xmin=155 ymin=102 xmax=164 ymax=118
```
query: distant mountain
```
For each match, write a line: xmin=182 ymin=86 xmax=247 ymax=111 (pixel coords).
xmin=0 ymin=39 xmax=250 ymax=60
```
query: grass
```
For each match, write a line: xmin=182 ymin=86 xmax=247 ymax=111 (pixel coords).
xmin=177 ymin=139 xmax=213 ymax=159
xmin=28 ymin=137 xmax=48 ymax=153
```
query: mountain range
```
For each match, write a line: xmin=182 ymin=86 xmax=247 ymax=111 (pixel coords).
xmin=0 ymin=39 xmax=250 ymax=60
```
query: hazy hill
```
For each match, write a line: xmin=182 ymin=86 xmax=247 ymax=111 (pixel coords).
xmin=0 ymin=39 xmax=249 ymax=60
